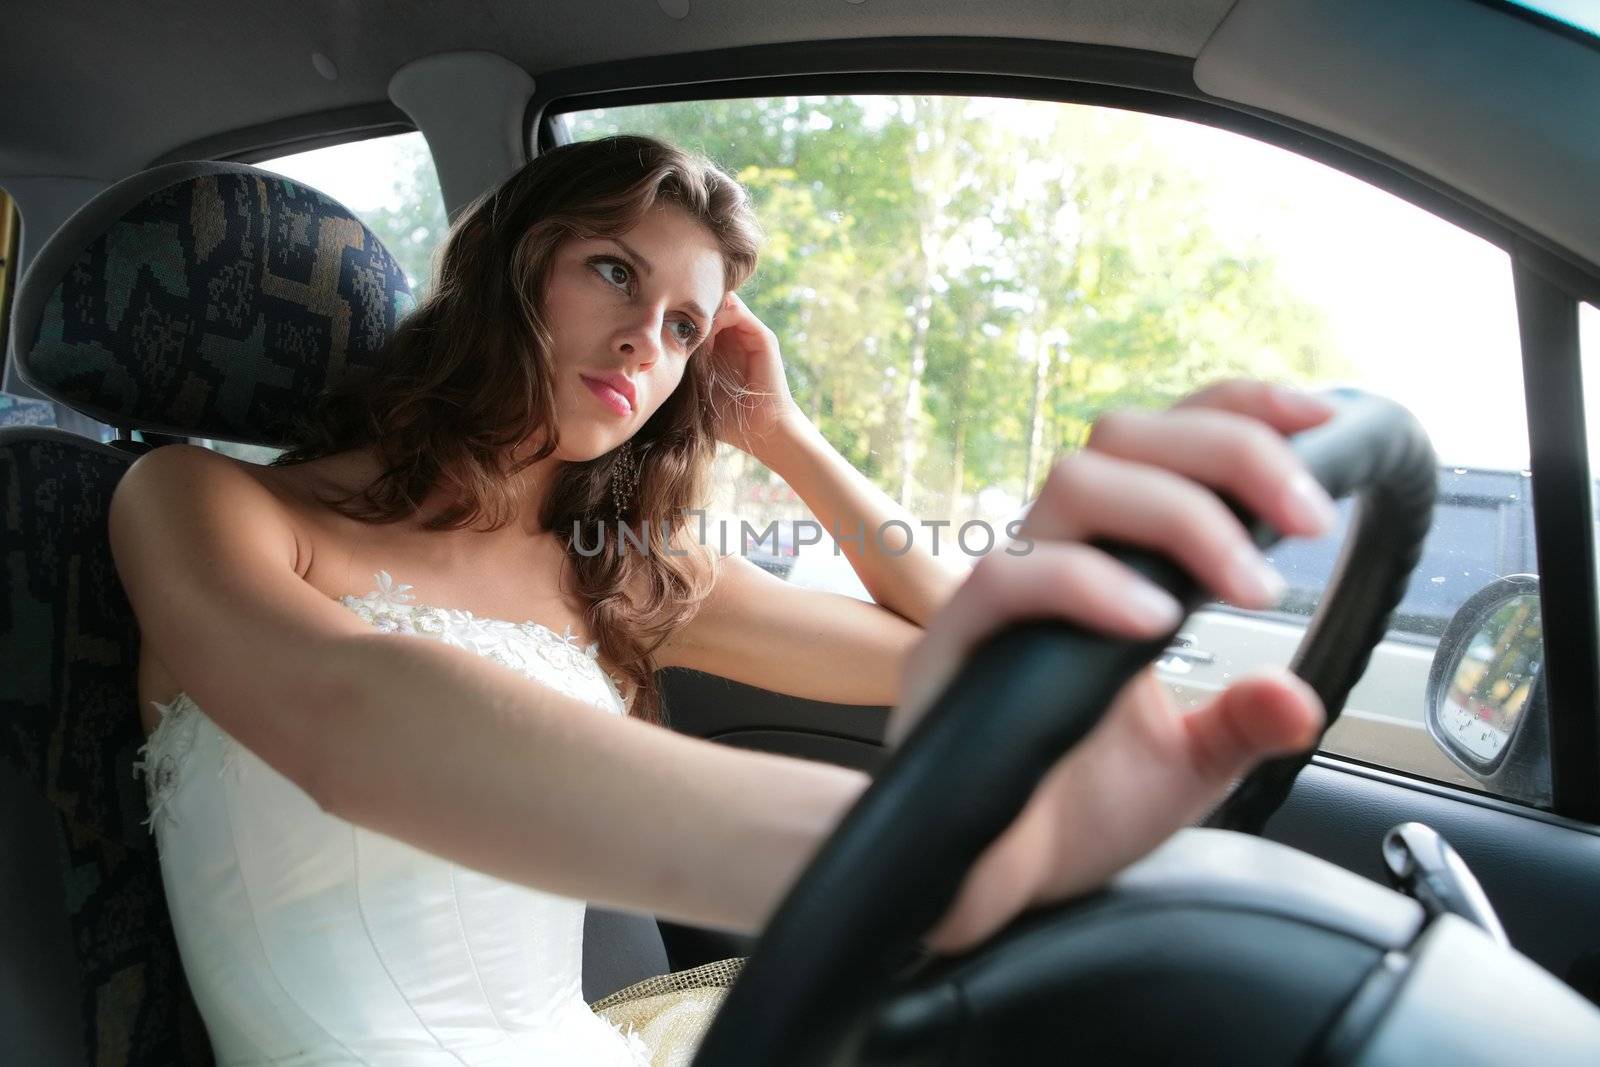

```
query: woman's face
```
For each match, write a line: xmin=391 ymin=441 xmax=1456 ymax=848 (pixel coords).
xmin=542 ymin=204 xmax=726 ymax=461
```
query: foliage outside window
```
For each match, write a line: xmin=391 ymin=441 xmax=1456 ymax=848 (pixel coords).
xmin=564 ymin=98 xmax=1335 ymax=536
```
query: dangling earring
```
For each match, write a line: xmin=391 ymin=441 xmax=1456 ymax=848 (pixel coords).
xmin=611 ymin=439 xmax=640 ymax=523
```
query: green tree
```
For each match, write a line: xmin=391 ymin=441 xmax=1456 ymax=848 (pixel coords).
xmin=992 ymin=105 xmax=1342 ymax=496
xmin=361 ymin=137 xmax=450 ymax=297
xmin=563 ymin=96 xmax=1340 ymax=520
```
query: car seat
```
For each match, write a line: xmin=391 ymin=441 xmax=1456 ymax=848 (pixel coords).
xmin=0 ymin=160 xmax=668 ymax=1065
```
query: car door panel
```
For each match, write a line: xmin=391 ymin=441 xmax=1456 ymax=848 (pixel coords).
xmin=661 ymin=670 xmax=1600 ymax=1004
xmin=714 ymin=730 xmax=889 ymax=775
xmin=1266 ymin=760 xmax=1600 ymax=1002
xmin=661 ymin=668 xmax=888 ymax=765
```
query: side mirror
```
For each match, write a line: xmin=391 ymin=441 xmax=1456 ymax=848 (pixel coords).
xmin=1424 ymin=574 xmax=1551 ymax=807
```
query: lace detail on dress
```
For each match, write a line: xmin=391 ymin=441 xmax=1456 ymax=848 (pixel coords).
xmin=133 ymin=695 xmax=251 ymax=849
xmin=338 ymin=571 xmax=629 ymax=714
xmin=132 ymin=694 xmax=203 ymax=835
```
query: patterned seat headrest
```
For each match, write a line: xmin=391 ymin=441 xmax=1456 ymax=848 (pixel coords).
xmin=9 ymin=160 xmax=414 ymax=446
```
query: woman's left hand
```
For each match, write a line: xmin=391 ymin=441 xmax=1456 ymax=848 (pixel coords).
xmin=705 ymin=292 xmax=805 ymax=457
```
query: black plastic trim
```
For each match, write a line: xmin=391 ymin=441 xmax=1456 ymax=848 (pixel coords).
xmin=527 ymin=35 xmax=1600 ymax=296
xmin=1470 ymin=0 xmax=1600 ymax=57
xmin=1514 ymin=250 xmax=1600 ymax=821
xmin=533 ymin=38 xmax=1194 ymax=100
xmin=149 ymin=103 xmax=413 ymax=169
xmin=1310 ymin=754 xmax=1600 ymax=838
xmin=704 ymin=727 xmax=887 ymax=776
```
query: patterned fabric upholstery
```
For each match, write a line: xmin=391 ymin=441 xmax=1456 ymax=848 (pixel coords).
xmin=1 ymin=429 xmax=212 ymax=1064
xmin=1 ymin=164 xmax=414 ymax=1064
xmin=11 ymin=161 xmax=413 ymax=445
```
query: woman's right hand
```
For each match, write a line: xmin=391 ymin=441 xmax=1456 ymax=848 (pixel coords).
xmin=885 ymin=380 xmax=1342 ymax=955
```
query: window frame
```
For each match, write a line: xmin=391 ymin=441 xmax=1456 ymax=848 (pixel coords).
xmin=1515 ymin=257 xmax=1600 ymax=820
xmin=525 ymin=39 xmax=1600 ymax=820
xmin=1472 ymin=0 xmax=1600 ymax=55
xmin=147 ymin=102 xmax=415 ymax=170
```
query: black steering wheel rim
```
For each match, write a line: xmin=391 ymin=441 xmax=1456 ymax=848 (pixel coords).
xmin=693 ymin=389 xmax=1437 ymax=1066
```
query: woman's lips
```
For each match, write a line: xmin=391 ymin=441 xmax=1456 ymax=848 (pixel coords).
xmin=581 ymin=375 xmax=632 ymax=418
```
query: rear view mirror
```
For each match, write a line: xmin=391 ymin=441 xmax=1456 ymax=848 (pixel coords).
xmin=1425 ymin=574 xmax=1551 ymax=807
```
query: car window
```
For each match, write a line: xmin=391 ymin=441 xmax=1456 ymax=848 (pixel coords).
xmin=558 ymin=95 xmax=1539 ymax=799
xmin=202 ymin=131 xmax=447 ymax=464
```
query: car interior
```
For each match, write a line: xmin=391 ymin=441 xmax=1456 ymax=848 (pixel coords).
xmin=5 ymin=0 xmax=1600 ymax=1063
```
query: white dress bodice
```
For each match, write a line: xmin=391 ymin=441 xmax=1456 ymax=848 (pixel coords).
xmin=133 ymin=573 xmax=651 ymax=1065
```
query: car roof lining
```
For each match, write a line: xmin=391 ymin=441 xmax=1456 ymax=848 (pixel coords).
xmin=2 ymin=0 xmax=1598 ymax=293
xmin=0 ymin=0 xmax=1235 ymax=179
xmin=1196 ymin=0 xmax=1600 ymax=291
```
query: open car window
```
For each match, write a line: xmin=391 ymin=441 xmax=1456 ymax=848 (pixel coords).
xmin=557 ymin=94 xmax=1539 ymax=801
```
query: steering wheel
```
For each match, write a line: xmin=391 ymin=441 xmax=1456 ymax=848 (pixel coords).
xmin=693 ymin=389 xmax=1441 ymax=1065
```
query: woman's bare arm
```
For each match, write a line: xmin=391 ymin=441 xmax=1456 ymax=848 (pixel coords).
xmin=750 ymin=414 xmax=967 ymax=627
xmin=320 ymin=633 xmax=868 ymax=931
xmin=656 ymin=553 xmax=919 ymax=706
xmin=111 ymin=444 xmax=868 ymax=935
xmin=704 ymin=292 xmax=966 ymax=628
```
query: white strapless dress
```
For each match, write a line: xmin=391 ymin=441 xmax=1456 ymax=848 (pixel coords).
xmin=132 ymin=573 xmax=663 ymax=1066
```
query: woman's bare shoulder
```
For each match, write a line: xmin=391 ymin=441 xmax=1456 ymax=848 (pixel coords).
xmin=117 ymin=445 xmax=364 ymax=531
xmin=112 ymin=445 xmax=344 ymax=579
xmin=117 ymin=443 xmax=283 ymax=511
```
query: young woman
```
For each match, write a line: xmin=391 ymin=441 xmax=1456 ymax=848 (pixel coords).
xmin=110 ymin=135 xmax=1336 ymax=1064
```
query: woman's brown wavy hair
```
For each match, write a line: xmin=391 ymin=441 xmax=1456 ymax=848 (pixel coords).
xmin=274 ymin=134 xmax=764 ymax=723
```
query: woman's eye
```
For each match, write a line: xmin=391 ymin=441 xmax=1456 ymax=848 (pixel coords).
xmin=593 ymin=258 xmax=632 ymax=289
xmin=672 ymin=319 xmax=703 ymax=347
